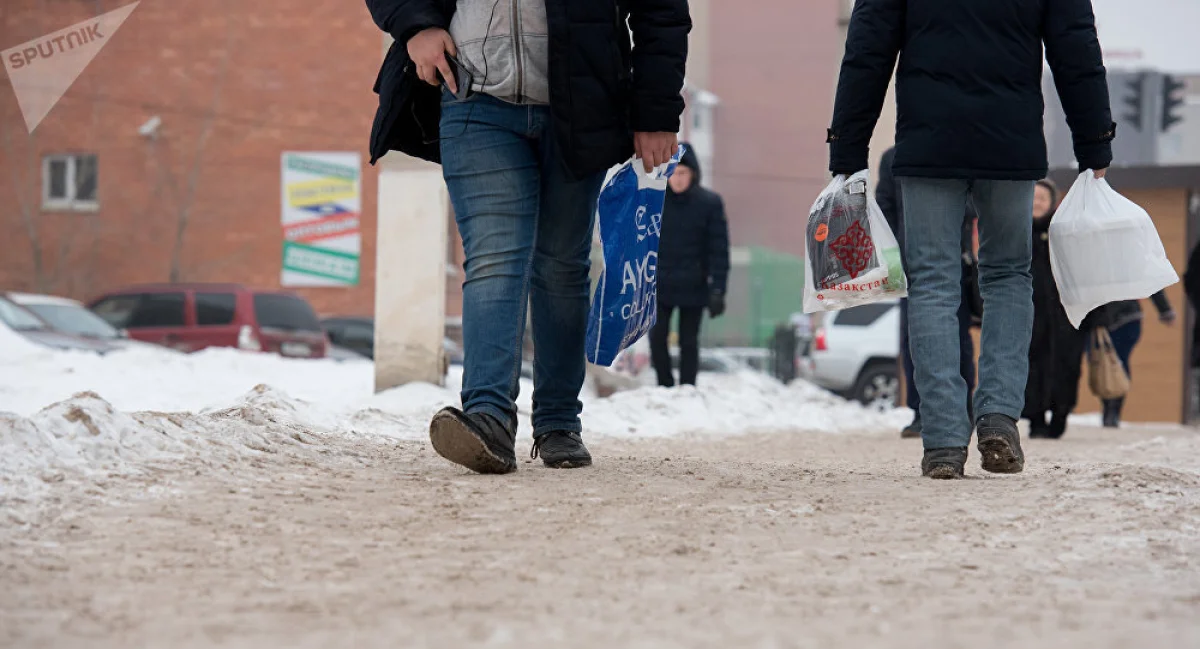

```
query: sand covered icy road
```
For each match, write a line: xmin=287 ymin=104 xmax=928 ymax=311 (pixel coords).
xmin=3 ymin=423 xmax=1199 ymax=649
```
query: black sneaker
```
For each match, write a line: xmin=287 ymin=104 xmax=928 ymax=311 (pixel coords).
xmin=901 ymin=415 xmax=922 ymax=439
xmin=531 ymin=431 xmax=593 ymax=469
xmin=921 ymin=447 xmax=967 ymax=479
xmin=976 ymin=413 xmax=1025 ymax=474
xmin=429 ymin=407 xmax=517 ymax=474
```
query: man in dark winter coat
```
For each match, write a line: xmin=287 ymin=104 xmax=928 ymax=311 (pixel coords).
xmin=877 ymin=146 xmax=978 ymax=439
xmin=830 ymin=0 xmax=1114 ymax=479
xmin=365 ymin=0 xmax=690 ymax=474
xmin=650 ymin=145 xmax=731 ymax=388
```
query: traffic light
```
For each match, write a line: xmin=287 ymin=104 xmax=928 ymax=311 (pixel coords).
xmin=1161 ymin=74 xmax=1186 ymax=132
xmin=1122 ymin=73 xmax=1146 ymax=130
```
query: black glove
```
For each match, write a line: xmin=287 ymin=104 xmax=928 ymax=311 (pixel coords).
xmin=708 ymin=291 xmax=726 ymax=318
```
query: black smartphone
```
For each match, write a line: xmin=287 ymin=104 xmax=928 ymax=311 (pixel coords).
xmin=440 ymin=54 xmax=474 ymax=101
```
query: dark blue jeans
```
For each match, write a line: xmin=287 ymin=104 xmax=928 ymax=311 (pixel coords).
xmin=1107 ymin=319 xmax=1142 ymax=376
xmin=440 ymin=91 xmax=605 ymax=435
xmin=900 ymin=178 xmax=1035 ymax=449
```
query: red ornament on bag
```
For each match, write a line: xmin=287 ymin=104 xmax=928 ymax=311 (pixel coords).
xmin=829 ymin=221 xmax=875 ymax=279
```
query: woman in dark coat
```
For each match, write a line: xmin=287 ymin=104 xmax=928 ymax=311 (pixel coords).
xmin=1025 ymin=179 xmax=1087 ymax=439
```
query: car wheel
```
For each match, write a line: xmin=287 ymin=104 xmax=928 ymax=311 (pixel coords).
xmin=853 ymin=362 xmax=899 ymax=412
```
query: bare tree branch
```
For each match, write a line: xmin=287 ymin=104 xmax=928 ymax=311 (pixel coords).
xmin=168 ymin=3 xmax=235 ymax=283
xmin=0 ymin=110 xmax=47 ymax=291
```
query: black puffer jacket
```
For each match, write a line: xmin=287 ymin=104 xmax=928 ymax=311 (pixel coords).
xmin=364 ymin=0 xmax=691 ymax=179
xmin=830 ymin=0 xmax=1114 ymax=179
xmin=657 ymin=146 xmax=730 ymax=307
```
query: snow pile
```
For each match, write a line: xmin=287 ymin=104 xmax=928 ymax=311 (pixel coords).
xmin=0 ymin=341 xmax=904 ymax=507
xmin=0 ymin=343 xmax=377 ymax=416
xmin=585 ymin=370 xmax=905 ymax=438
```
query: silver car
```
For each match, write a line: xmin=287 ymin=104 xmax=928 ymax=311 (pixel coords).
xmin=0 ymin=294 xmax=117 ymax=354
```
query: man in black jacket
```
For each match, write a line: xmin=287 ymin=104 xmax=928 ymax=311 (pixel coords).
xmin=650 ymin=144 xmax=731 ymax=387
xmin=830 ymin=0 xmax=1113 ymax=479
xmin=877 ymin=146 xmax=978 ymax=439
xmin=365 ymin=0 xmax=690 ymax=474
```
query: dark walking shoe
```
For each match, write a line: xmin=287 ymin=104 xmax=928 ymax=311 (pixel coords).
xmin=976 ymin=414 xmax=1025 ymax=474
xmin=429 ymin=407 xmax=517 ymax=474
xmin=900 ymin=415 xmax=922 ymax=439
xmin=921 ymin=447 xmax=968 ymax=479
xmin=1047 ymin=413 xmax=1068 ymax=439
xmin=531 ymin=431 xmax=593 ymax=469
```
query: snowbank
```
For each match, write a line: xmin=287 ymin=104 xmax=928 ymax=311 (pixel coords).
xmin=0 ymin=341 xmax=905 ymax=505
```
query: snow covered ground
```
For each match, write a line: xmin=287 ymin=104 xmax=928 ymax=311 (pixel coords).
xmin=0 ymin=327 xmax=907 ymax=509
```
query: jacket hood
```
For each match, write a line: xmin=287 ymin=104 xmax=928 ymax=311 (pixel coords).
xmin=673 ymin=143 xmax=702 ymax=191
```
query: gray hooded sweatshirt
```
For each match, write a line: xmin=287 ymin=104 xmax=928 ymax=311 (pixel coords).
xmin=449 ymin=0 xmax=550 ymax=105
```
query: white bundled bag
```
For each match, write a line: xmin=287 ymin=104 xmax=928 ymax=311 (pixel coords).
xmin=1049 ymin=170 xmax=1179 ymax=328
xmin=803 ymin=170 xmax=907 ymax=313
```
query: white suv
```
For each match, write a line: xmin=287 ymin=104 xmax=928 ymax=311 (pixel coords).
xmin=810 ymin=300 xmax=901 ymax=410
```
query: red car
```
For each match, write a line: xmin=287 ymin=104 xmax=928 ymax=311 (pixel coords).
xmin=88 ymin=283 xmax=329 ymax=358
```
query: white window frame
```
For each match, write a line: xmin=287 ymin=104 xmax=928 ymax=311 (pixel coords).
xmin=42 ymin=153 xmax=98 ymax=212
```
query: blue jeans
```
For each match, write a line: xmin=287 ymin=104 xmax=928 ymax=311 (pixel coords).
xmin=440 ymin=91 xmax=605 ymax=436
xmin=900 ymin=291 xmax=975 ymax=422
xmin=900 ymin=178 xmax=1034 ymax=449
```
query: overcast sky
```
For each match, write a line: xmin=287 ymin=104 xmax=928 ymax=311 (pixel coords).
xmin=1093 ymin=0 xmax=1200 ymax=73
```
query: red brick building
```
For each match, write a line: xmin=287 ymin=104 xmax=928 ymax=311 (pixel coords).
xmin=0 ymin=0 xmax=384 ymax=316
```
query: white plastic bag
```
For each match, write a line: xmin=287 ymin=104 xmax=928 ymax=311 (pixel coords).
xmin=803 ymin=170 xmax=908 ymax=313
xmin=1049 ymin=170 xmax=1179 ymax=328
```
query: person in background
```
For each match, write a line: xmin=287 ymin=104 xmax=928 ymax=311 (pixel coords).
xmin=876 ymin=146 xmax=978 ymax=439
xmin=1082 ymin=292 xmax=1176 ymax=428
xmin=651 ymin=144 xmax=731 ymax=388
xmin=1024 ymin=179 xmax=1087 ymax=439
xmin=1185 ymin=242 xmax=1200 ymax=369
xmin=828 ymin=0 xmax=1113 ymax=478
xmin=366 ymin=0 xmax=690 ymax=473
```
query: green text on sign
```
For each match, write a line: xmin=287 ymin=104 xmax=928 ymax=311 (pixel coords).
xmin=282 ymin=241 xmax=360 ymax=284
xmin=285 ymin=155 xmax=359 ymax=182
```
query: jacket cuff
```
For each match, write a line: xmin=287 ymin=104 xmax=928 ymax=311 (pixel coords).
xmin=632 ymin=97 xmax=683 ymax=134
xmin=828 ymin=130 xmax=868 ymax=175
xmin=1074 ymin=140 xmax=1113 ymax=172
xmin=1074 ymin=122 xmax=1116 ymax=171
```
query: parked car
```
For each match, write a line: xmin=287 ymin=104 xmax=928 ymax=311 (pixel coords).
xmin=321 ymin=316 xmax=376 ymax=359
xmin=88 ymin=284 xmax=329 ymax=358
xmin=322 ymin=316 xmax=467 ymax=366
xmin=810 ymin=300 xmax=901 ymax=411
xmin=4 ymin=292 xmax=159 ymax=351
xmin=327 ymin=344 xmax=371 ymax=362
xmin=0 ymin=294 xmax=117 ymax=354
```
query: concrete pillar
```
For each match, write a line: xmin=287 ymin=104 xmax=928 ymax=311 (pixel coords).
xmin=374 ymin=162 xmax=449 ymax=391
xmin=373 ymin=31 xmax=451 ymax=391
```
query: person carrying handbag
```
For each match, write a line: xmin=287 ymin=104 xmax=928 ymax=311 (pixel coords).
xmin=1082 ymin=294 xmax=1176 ymax=428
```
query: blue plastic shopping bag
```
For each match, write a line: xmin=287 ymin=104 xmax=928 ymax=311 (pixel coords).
xmin=586 ymin=147 xmax=685 ymax=366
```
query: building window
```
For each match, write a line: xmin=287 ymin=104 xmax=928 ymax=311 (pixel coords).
xmin=42 ymin=154 xmax=98 ymax=211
